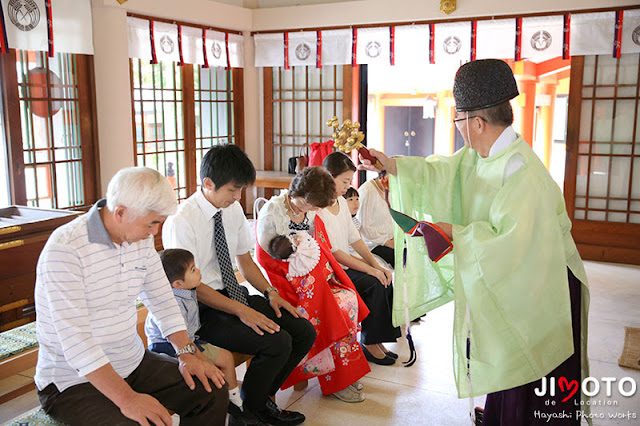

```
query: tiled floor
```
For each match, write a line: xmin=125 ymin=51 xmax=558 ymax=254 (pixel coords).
xmin=2 ymin=260 xmax=639 ymax=425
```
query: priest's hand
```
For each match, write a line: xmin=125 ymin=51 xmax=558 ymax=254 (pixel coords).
xmin=358 ymin=149 xmax=397 ymax=175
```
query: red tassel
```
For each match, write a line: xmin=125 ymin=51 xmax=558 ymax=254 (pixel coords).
xmin=352 ymin=28 xmax=357 ymax=67
xmin=613 ymin=10 xmax=623 ymax=59
xmin=0 ymin=1 xmax=9 ymax=54
xmin=390 ymin=26 xmax=395 ymax=65
xmin=429 ymin=24 xmax=435 ymax=65
xmin=45 ymin=0 xmax=53 ymax=57
xmin=150 ymin=21 xmax=157 ymax=65
xmin=225 ymin=32 xmax=231 ymax=69
xmin=562 ymin=14 xmax=571 ymax=60
xmin=284 ymin=32 xmax=290 ymax=70
xmin=177 ymin=25 xmax=184 ymax=66
xmin=202 ymin=29 xmax=209 ymax=68
xmin=515 ymin=17 xmax=523 ymax=62
xmin=316 ymin=30 xmax=322 ymax=69
xmin=470 ymin=21 xmax=477 ymax=62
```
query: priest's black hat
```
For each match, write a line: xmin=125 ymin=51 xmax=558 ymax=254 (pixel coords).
xmin=453 ymin=59 xmax=519 ymax=112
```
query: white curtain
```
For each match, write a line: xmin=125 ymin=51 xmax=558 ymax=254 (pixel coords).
xmin=320 ymin=29 xmax=351 ymax=66
xmin=153 ymin=22 xmax=180 ymax=64
xmin=254 ymin=33 xmax=284 ymax=67
xmin=394 ymin=25 xmax=430 ymax=66
xmin=621 ymin=9 xmax=640 ymax=55
xmin=356 ymin=27 xmax=390 ymax=65
xmin=434 ymin=22 xmax=471 ymax=65
xmin=1 ymin=0 xmax=93 ymax=55
xmin=182 ymin=26 xmax=204 ymax=66
xmin=128 ymin=17 xmax=151 ymax=60
xmin=288 ymin=31 xmax=317 ymax=67
xmin=570 ymin=12 xmax=615 ymax=57
xmin=521 ymin=15 xmax=564 ymax=62
xmin=228 ymin=33 xmax=244 ymax=68
xmin=2 ymin=0 xmax=49 ymax=53
xmin=205 ymin=30 xmax=228 ymax=68
xmin=126 ymin=17 xmax=244 ymax=68
xmin=476 ymin=19 xmax=514 ymax=61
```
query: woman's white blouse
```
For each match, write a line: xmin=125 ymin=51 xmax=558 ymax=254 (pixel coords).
xmin=356 ymin=179 xmax=394 ymax=249
xmin=316 ymin=196 xmax=361 ymax=265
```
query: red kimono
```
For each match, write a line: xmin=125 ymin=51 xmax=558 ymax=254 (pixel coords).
xmin=256 ymin=216 xmax=371 ymax=394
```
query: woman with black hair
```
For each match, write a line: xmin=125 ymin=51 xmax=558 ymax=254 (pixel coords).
xmin=318 ymin=152 xmax=401 ymax=366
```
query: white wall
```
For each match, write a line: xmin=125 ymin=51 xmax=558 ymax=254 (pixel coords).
xmin=90 ymin=0 xmax=251 ymax=193
xmin=91 ymin=0 xmax=638 ymax=192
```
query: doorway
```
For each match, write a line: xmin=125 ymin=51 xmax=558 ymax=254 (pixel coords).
xmin=383 ymin=106 xmax=434 ymax=157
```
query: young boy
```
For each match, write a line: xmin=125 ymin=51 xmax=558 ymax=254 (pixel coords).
xmin=145 ymin=249 xmax=244 ymax=419
xmin=345 ymin=186 xmax=361 ymax=231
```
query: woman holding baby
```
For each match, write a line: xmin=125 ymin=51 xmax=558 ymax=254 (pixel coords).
xmin=255 ymin=166 xmax=370 ymax=403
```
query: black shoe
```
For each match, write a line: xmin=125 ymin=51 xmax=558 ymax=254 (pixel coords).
xmin=361 ymin=345 xmax=395 ymax=366
xmin=228 ymin=403 xmax=264 ymax=426
xmin=384 ymin=350 xmax=398 ymax=360
xmin=255 ymin=399 xmax=305 ymax=426
xmin=474 ymin=406 xmax=484 ymax=425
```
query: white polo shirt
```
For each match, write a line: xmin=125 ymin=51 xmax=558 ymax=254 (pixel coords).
xmin=34 ymin=200 xmax=186 ymax=392
xmin=162 ymin=190 xmax=253 ymax=291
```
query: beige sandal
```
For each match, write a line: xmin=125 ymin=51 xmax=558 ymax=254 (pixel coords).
xmin=332 ymin=386 xmax=365 ymax=403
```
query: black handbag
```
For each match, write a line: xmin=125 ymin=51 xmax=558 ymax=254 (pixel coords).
xmin=287 ymin=147 xmax=308 ymax=174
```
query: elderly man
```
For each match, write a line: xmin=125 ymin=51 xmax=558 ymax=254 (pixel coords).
xmin=34 ymin=167 xmax=228 ymax=426
xmin=362 ymin=59 xmax=589 ymax=425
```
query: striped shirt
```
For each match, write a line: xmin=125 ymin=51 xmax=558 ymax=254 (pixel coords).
xmin=34 ymin=199 xmax=186 ymax=392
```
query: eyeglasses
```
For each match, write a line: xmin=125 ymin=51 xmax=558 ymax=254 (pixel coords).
xmin=453 ymin=115 xmax=487 ymax=124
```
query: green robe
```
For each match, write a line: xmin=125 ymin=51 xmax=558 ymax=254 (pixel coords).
xmin=389 ymin=136 xmax=590 ymax=398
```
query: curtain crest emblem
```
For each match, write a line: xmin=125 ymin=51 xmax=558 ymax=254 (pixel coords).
xmin=365 ymin=40 xmax=381 ymax=58
xmin=295 ymin=42 xmax=311 ymax=60
xmin=212 ymin=41 xmax=222 ymax=59
xmin=531 ymin=30 xmax=552 ymax=51
xmin=159 ymin=35 xmax=174 ymax=53
xmin=633 ymin=25 xmax=640 ymax=46
xmin=443 ymin=36 xmax=461 ymax=54
xmin=8 ymin=0 xmax=40 ymax=32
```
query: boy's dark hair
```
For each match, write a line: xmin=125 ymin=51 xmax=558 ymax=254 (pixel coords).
xmin=268 ymin=235 xmax=294 ymax=260
xmin=289 ymin=166 xmax=336 ymax=208
xmin=159 ymin=248 xmax=194 ymax=284
xmin=345 ymin=186 xmax=359 ymax=199
xmin=200 ymin=144 xmax=256 ymax=189
xmin=323 ymin=151 xmax=356 ymax=178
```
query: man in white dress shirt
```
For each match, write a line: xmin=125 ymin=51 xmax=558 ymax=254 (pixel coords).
xmin=163 ymin=144 xmax=315 ymax=426
xmin=35 ymin=167 xmax=228 ymax=426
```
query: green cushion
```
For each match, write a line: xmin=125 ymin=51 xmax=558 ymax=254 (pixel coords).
xmin=0 ymin=322 xmax=38 ymax=361
xmin=7 ymin=408 xmax=65 ymax=425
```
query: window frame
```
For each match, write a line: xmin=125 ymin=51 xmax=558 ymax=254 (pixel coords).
xmin=129 ymin=60 xmax=245 ymax=200
xmin=0 ymin=49 xmax=100 ymax=210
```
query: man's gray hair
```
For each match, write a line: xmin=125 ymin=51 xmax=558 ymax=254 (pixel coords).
xmin=106 ymin=167 xmax=177 ymax=219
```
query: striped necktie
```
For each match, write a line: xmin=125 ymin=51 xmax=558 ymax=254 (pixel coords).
xmin=213 ymin=210 xmax=248 ymax=305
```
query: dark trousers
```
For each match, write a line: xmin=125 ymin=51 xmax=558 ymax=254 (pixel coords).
xmin=38 ymin=350 xmax=229 ymax=426
xmin=372 ymin=245 xmax=395 ymax=268
xmin=198 ymin=290 xmax=316 ymax=412
xmin=346 ymin=268 xmax=401 ymax=345
xmin=483 ymin=269 xmax=582 ymax=425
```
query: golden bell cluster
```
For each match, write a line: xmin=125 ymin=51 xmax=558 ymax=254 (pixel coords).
xmin=326 ymin=116 xmax=365 ymax=153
